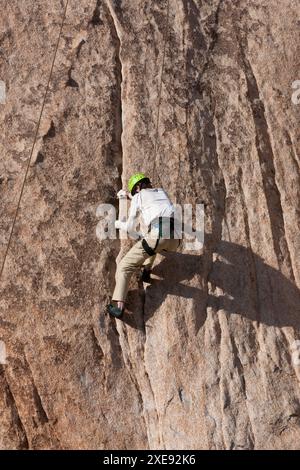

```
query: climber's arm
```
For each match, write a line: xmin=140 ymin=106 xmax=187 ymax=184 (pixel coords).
xmin=115 ymin=194 xmax=142 ymax=237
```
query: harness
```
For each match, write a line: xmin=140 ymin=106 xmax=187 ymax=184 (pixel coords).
xmin=142 ymin=216 xmax=175 ymax=256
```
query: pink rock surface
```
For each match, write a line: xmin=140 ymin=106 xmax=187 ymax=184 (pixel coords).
xmin=0 ymin=0 xmax=300 ymax=449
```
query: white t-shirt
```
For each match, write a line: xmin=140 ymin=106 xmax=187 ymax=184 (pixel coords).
xmin=118 ymin=188 xmax=175 ymax=234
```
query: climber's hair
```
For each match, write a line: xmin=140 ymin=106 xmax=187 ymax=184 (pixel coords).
xmin=132 ymin=178 xmax=152 ymax=195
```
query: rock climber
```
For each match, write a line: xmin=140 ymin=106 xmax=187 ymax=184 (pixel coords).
xmin=107 ymin=172 xmax=181 ymax=319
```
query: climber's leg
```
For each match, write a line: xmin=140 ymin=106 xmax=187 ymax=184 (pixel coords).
xmin=141 ymin=238 xmax=180 ymax=282
xmin=141 ymin=254 xmax=156 ymax=282
xmin=107 ymin=239 xmax=150 ymax=318
xmin=111 ymin=238 xmax=157 ymax=303
xmin=143 ymin=254 xmax=156 ymax=270
xmin=155 ymin=237 xmax=180 ymax=254
xmin=107 ymin=237 xmax=179 ymax=318
xmin=106 ymin=302 xmax=125 ymax=319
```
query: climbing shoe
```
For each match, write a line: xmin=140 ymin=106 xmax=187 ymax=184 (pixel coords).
xmin=141 ymin=268 xmax=151 ymax=283
xmin=106 ymin=304 xmax=124 ymax=319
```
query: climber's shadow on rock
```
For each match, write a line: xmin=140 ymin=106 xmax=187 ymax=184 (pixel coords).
xmin=125 ymin=238 xmax=300 ymax=333
xmin=205 ymin=239 xmax=300 ymax=330
xmin=143 ymin=250 xmax=206 ymax=332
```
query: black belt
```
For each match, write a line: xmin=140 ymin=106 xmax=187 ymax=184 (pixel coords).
xmin=143 ymin=217 xmax=175 ymax=256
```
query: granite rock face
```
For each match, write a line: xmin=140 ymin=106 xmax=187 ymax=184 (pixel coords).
xmin=0 ymin=0 xmax=300 ymax=449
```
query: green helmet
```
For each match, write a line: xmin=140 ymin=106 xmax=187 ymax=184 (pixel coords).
xmin=128 ymin=172 xmax=148 ymax=194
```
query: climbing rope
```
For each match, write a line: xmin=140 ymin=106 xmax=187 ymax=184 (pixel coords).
xmin=152 ymin=0 xmax=170 ymax=186
xmin=0 ymin=0 xmax=69 ymax=282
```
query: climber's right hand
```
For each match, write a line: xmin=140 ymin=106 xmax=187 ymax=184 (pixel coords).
xmin=117 ymin=189 xmax=128 ymax=199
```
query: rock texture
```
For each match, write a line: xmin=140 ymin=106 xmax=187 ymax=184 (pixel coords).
xmin=0 ymin=0 xmax=300 ymax=450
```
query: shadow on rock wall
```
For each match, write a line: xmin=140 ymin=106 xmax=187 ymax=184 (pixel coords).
xmin=118 ymin=239 xmax=300 ymax=333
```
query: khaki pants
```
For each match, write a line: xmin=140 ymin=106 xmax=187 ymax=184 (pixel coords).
xmin=112 ymin=236 xmax=180 ymax=302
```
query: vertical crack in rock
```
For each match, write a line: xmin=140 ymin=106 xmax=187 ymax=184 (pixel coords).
xmin=237 ymin=168 xmax=261 ymax=325
xmin=104 ymin=0 xmax=123 ymax=188
xmin=143 ymin=359 xmax=164 ymax=448
xmin=238 ymin=35 xmax=294 ymax=279
xmin=103 ymin=0 xmax=124 ymax=351
xmin=0 ymin=366 xmax=29 ymax=449
xmin=115 ymin=325 xmax=149 ymax=447
xmin=102 ymin=0 xmax=126 ymax=361
xmin=230 ymin=336 xmax=255 ymax=449
xmin=200 ymin=4 xmax=236 ymax=444
xmin=91 ymin=326 xmax=105 ymax=362
xmin=207 ymin=0 xmax=224 ymax=54
xmin=32 ymin=385 xmax=49 ymax=426
xmin=201 ymin=0 xmax=224 ymax=75
xmin=205 ymin=111 xmax=227 ymax=289
xmin=284 ymin=130 xmax=300 ymax=172
xmin=103 ymin=0 xmax=157 ymax=448
xmin=139 ymin=279 xmax=147 ymax=335
xmin=23 ymin=354 xmax=49 ymax=426
xmin=136 ymin=287 xmax=163 ymax=447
